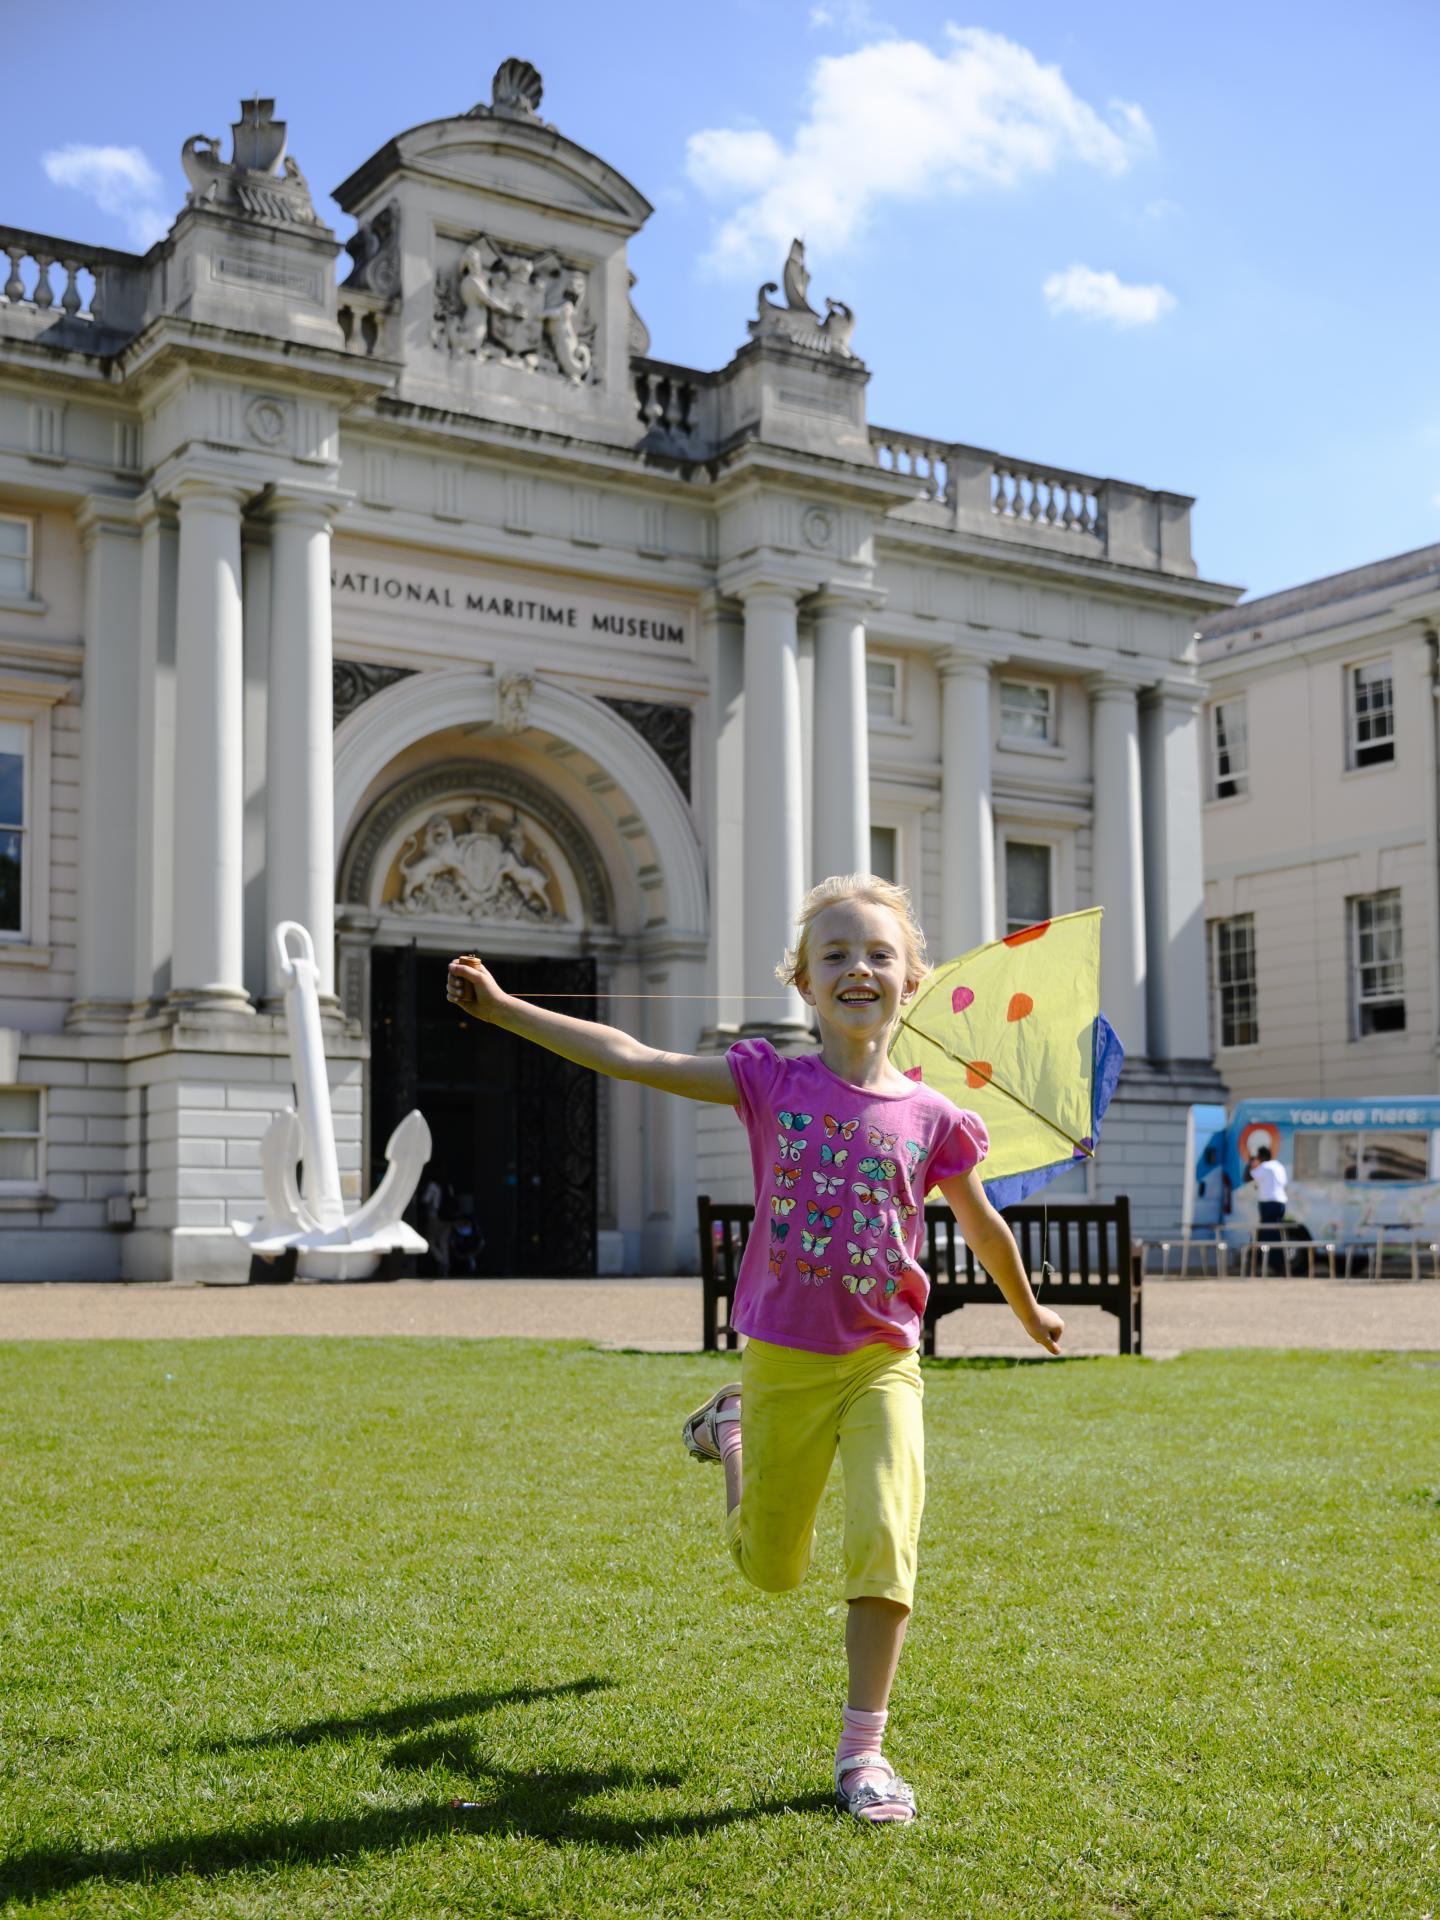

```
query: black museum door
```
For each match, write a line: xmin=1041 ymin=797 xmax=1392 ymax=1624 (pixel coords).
xmin=370 ymin=948 xmax=598 ymax=1276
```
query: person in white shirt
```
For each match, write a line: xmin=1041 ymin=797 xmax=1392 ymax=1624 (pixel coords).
xmin=1247 ymin=1146 xmax=1289 ymax=1274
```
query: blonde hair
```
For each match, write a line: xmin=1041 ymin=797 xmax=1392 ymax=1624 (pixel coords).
xmin=775 ymin=872 xmax=931 ymax=988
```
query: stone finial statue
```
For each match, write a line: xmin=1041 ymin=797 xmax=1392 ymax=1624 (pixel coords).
xmin=180 ymin=99 xmax=322 ymax=226
xmin=749 ymin=239 xmax=857 ymax=360
xmin=468 ymin=58 xmax=554 ymax=128
xmin=235 ymin=923 xmax=430 ymax=1280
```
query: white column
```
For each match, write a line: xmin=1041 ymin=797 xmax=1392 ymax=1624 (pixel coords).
xmin=639 ymin=935 xmax=706 ymax=1271
xmin=811 ymin=590 xmax=871 ymax=881
xmin=133 ymin=500 xmax=178 ymax=1002
xmin=74 ymin=500 xmax=143 ymax=1010
xmin=740 ymin=582 xmax=808 ymax=1030
xmin=939 ymin=650 xmax=996 ymax=955
xmin=265 ymin=492 xmax=340 ymax=1001
xmin=171 ymin=476 xmax=250 ymax=1006
xmin=699 ymin=591 xmax=746 ymax=1032
xmin=241 ymin=526 xmax=271 ymax=1005
xmin=1140 ymin=681 xmax=1209 ymax=1060
xmin=1088 ymin=673 xmax=1148 ymax=1056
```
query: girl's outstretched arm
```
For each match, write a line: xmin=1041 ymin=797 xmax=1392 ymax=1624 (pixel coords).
xmin=935 ymin=1168 xmax=1064 ymax=1355
xmin=446 ymin=956 xmax=738 ymax=1104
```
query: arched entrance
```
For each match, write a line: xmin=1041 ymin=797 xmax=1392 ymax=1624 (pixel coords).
xmin=332 ymin=670 xmax=709 ymax=1276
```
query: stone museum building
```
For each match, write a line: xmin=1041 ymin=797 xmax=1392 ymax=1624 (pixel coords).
xmin=0 ymin=64 xmax=1238 ymax=1280
xmin=1199 ymin=546 xmax=1440 ymax=1101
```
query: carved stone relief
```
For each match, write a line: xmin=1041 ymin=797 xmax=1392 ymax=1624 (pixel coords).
xmin=181 ymin=99 xmax=323 ymax=227
xmin=432 ymin=234 xmax=595 ymax=384
xmin=388 ymin=803 xmax=567 ymax=923
xmin=342 ymin=200 xmax=400 ymax=297
xmin=748 ymin=239 xmax=856 ymax=360
xmin=496 ymin=670 xmax=535 ymax=734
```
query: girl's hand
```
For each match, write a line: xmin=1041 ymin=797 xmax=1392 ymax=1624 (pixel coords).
xmin=447 ymin=955 xmax=507 ymax=1022
xmin=1023 ymin=1304 xmax=1065 ymax=1356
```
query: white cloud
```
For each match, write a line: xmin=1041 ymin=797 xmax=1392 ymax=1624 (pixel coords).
xmin=1043 ymin=263 xmax=1176 ymax=326
xmin=685 ymin=26 xmax=1154 ymax=275
xmin=809 ymin=0 xmax=891 ymax=35
xmin=42 ymin=143 xmax=169 ymax=249
xmin=1431 ymin=491 xmax=1440 ymax=510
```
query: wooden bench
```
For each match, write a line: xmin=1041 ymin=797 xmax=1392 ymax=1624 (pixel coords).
xmin=697 ymin=1194 xmax=1144 ymax=1356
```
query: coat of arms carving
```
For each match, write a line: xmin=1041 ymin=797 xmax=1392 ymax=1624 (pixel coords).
xmin=433 ymin=234 xmax=595 ymax=384
xmin=390 ymin=805 xmax=564 ymax=923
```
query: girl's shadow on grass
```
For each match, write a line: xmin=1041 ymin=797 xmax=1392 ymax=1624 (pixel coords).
xmin=4 ymin=1678 xmax=832 ymax=1901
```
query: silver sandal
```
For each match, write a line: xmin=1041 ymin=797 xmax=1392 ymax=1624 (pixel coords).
xmin=834 ymin=1752 xmax=918 ymax=1823
xmin=681 ymin=1382 xmax=741 ymax=1463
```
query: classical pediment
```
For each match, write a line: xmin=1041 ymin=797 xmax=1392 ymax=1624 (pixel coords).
xmin=334 ymin=89 xmax=651 ymax=233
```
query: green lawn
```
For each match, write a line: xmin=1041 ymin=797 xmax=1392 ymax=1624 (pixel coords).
xmin=2 ymin=1338 xmax=1437 ymax=1919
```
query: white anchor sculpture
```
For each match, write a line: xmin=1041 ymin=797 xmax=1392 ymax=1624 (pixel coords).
xmin=236 ymin=922 xmax=431 ymax=1280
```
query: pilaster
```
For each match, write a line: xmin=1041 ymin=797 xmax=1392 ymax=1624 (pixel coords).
xmin=938 ymin=649 xmax=999 ymax=955
xmin=1087 ymin=672 xmax=1148 ymax=1058
xmin=71 ymin=497 xmax=143 ymax=1020
xmin=1140 ymin=679 xmax=1210 ymax=1062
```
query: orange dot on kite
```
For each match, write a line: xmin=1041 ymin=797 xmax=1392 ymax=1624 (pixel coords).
xmin=1003 ymin=920 xmax=1051 ymax=947
xmin=951 ymin=985 xmax=975 ymax=1014
xmin=1007 ymin=993 xmax=1034 ymax=1022
xmin=965 ymin=1061 xmax=992 ymax=1089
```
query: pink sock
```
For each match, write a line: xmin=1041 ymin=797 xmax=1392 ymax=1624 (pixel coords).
xmin=716 ymin=1394 xmax=742 ymax=1463
xmin=836 ymin=1705 xmax=889 ymax=1797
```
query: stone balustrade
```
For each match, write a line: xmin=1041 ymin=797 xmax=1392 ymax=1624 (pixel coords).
xmin=633 ymin=360 xmax=701 ymax=450
xmin=871 ymin=430 xmax=951 ymax=504
xmin=336 ymin=287 xmax=394 ymax=359
xmin=872 ymin=428 xmax=1196 ymax=578
xmin=0 ymin=225 xmax=147 ymax=345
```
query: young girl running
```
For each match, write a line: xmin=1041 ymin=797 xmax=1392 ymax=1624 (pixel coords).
xmin=446 ymin=873 xmax=1063 ymax=1825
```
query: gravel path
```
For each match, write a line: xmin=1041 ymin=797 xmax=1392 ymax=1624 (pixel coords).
xmin=2 ymin=1276 xmax=1438 ymax=1357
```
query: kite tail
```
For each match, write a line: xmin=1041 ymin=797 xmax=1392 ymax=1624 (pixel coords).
xmin=981 ymin=1014 xmax=1126 ymax=1211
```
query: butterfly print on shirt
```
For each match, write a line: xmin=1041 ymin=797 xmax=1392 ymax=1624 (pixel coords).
xmin=772 ymin=1196 xmax=796 ymax=1216
xmin=868 ymin=1127 xmax=898 ymax=1152
xmin=777 ymin=1134 xmax=805 ymax=1161
xmin=801 ymin=1228 xmax=831 ymax=1254
xmin=806 ymin=1201 xmax=841 ymax=1229
xmin=857 ymin=1155 xmax=898 ymax=1184
xmin=823 ymin=1115 xmax=860 ymax=1141
xmin=811 ymin=1169 xmax=845 ymax=1196
xmin=796 ymin=1259 xmax=830 ymax=1285
xmin=768 ymin=1248 xmax=785 ymax=1277
xmin=819 ymin=1144 xmax=848 ymax=1167
xmin=773 ymin=1164 xmax=800 ymax=1189
xmin=779 ymin=1110 xmax=813 ymax=1131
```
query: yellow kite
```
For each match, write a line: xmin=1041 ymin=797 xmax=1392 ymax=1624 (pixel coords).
xmin=888 ymin=908 xmax=1124 ymax=1206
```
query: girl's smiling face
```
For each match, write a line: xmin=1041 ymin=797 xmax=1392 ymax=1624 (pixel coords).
xmin=796 ymin=897 xmax=919 ymax=1039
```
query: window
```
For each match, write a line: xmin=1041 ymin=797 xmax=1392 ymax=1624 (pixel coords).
xmin=1004 ymin=841 xmax=1052 ymax=936
xmin=0 ymin=1088 xmax=41 ymax=1186
xmin=1211 ymin=914 xmax=1258 ymax=1048
xmin=865 ymin=657 xmax=899 ymax=723
xmin=0 ymin=719 xmax=25 ymax=936
xmin=1352 ymin=890 xmax=1404 ymax=1034
xmin=999 ymin=679 xmax=1055 ymax=746
xmin=1294 ymin=1129 xmax=1428 ymax=1183
xmin=1349 ymin=660 xmax=1395 ymax=768
xmin=1210 ymin=698 xmax=1249 ymax=799
xmin=0 ymin=515 xmax=32 ymax=599
xmin=869 ymin=824 xmax=898 ymax=883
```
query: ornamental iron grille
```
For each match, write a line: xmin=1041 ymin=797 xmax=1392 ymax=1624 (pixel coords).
xmin=370 ymin=946 xmax=597 ymax=1276
xmin=599 ymin=697 xmax=692 ymax=800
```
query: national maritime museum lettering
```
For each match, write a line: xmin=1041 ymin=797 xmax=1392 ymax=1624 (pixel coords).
xmin=0 ymin=63 xmax=1238 ymax=1281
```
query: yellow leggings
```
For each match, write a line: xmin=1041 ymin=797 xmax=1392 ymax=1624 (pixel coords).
xmin=724 ymin=1335 xmax=925 ymax=1608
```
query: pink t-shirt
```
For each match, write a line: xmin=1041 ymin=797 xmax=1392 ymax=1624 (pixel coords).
xmin=726 ymin=1037 xmax=989 ymax=1355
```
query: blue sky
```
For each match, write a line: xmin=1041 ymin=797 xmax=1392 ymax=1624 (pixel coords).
xmin=7 ymin=0 xmax=1438 ymax=598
